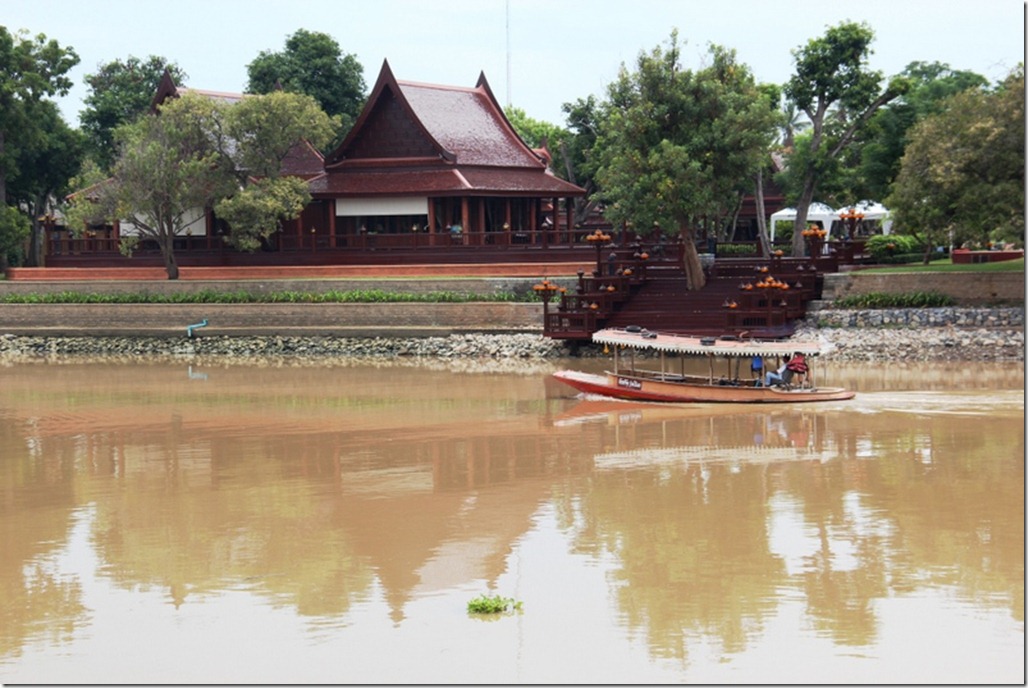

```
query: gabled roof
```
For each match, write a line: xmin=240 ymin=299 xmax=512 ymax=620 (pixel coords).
xmin=317 ymin=61 xmax=584 ymax=197
xmin=150 ymin=68 xmax=249 ymax=112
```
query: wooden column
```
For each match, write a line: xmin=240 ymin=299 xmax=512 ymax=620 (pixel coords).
xmin=461 ymin=197 xmax=470 ymax=245
xmin=427 ymin=197 xmax=437 ymax=246
xmin=476 ymin=198 xmax=486 ymax=245
xmin=529 ymin=199 xmax=538 ymax=244
xmin=328 ymin=201 xmax=337 ymax=248
xmin=565 ymin=197 xmax=573 ymax=245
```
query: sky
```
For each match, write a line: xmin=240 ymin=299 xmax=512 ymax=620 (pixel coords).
xmin=4 ymin=0 xmax=1025 ymax=127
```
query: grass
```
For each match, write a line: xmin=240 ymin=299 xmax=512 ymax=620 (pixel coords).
xmin=859 ymin=257 xmax=1024 ymax=273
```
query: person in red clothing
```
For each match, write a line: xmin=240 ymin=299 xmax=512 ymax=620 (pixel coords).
xmin=784 ymin=352 xmax=809 ymax=387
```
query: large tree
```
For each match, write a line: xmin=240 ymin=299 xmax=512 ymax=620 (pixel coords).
xmin=0 ymin=27 xmax=78 ymax=272
xmin=782 ymin=21 xmax=908 ymax=256
xmin=592 ymin=33 xmax=778 ymax=290
xmin=855 ymin=61 xmax=987 ymax=202
xmin=76 ymin=90 xmax=336 ymax=279
xmin=504 ymin=104 xmax=599 ymax=228
xmin=6 ymin=100 xmax=84 ymax=266
xmin=80 ymin=55 xmax=187 ymax=171
xmin=214 ymin=91 xmax=336 ymax=252
xmin=888 ymin=66 xmax=1024 ymax=259
xmin=246 ymin=29 xmax=365 ymax=137
xmin=100 ymin=93 xmax=234 ymax=280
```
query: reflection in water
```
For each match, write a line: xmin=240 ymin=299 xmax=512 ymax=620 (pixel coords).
xmin=0 ymin=359 xmax=1022 ymax=683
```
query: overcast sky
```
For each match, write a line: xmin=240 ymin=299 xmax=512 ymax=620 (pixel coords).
xmin=5 ymin=0 xmax=1025 ymax=127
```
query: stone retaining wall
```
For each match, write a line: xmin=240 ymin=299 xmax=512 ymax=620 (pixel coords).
xmin=822 ymin=271 xmax=1024 ymax=304
xmin=805 ymin=305 xmax=1023 ymax=328
xmin=0 ymin=302 xmax=544 ymax=336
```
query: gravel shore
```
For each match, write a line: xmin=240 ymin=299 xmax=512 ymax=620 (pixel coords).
xmin=0 ymin=307 xmax=1021 ymax=366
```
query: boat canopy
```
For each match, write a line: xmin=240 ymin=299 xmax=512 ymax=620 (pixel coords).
xmin=591 ymin=328 xmax=828 ymax=357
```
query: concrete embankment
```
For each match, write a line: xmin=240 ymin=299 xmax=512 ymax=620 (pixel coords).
xmin=0 ymin=306 xmax=1022 ymax=364
xmin=0 ymin=273 xmax=1022 ymax=363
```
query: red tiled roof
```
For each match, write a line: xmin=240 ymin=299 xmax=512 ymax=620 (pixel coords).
xmin=459 ymin=168 xmax=584 ymax=195
xmin=281 ymin=139 xmax=326 ymax=179
xmin=309 ymin=166 xmax=583 ymax=197
xmin=396 ymin=80 xmax=542 ymax=168
xmin=309 ymin=169 xmax=466 ymax=196
xmin=320 ymin=61 xmax=585 ymax=198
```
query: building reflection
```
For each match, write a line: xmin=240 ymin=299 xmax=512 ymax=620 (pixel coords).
xmin=0 ymin=362 xmax=1022 ymax=665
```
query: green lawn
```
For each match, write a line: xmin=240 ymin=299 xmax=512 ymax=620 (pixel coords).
xmin=860 ymin=257 xmax=1024 ymax=273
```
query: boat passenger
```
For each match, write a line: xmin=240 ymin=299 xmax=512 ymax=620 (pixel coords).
xmin=785 ymin=353 xmax=809 ymax=387
xmin=750 ymin=355 xmax=763 ymax=381
xmin=765 ymin=357 xmax=789 ymax=387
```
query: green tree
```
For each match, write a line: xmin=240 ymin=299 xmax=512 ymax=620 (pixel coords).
xmin=83 ymin=90 xmax=337 ymax=279
xmin=214 ymin=91 xmax=336 ymax=252
xmin=504 ymin=105 xmax=565 ymax=150
xmin=103 ymin=93 xmax=233 ymax=279
xmin=778 ymin=100 xmax=809 ymax=151
xmin=80 ymin=55 xmax=187 ymax=172
xmin=504 ymin=104 xmax=600 ymax=228
xmin=593 ymin=33 xmax=778 ymax=289
xmin=6 ymin=100 xmax=84 ymax=266
xmin=782 ymin=21 xmax=908 ymax=256
xmin=559 ymin=96 xmax=604 ymax=227
xmin=856 ymin=61 xmax=987 ymax=202
xmin=888 ymin=66 xmax=1025 ymax=259
xmin=0 ymin=203 xmax=29 ymax=269
xmin=0 ymin=27 xmax=78 ymax=272
xmin=246 ymin=29 xmax=365 ymax=137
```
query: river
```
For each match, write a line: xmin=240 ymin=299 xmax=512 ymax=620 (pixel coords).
xmin=0 ymin=358 xmax=1023 ymax=684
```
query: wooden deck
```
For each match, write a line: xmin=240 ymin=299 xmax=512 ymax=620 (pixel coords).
xmin=543 ymin=252 xmax=832 ymax=340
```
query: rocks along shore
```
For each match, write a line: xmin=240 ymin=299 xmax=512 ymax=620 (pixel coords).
xmin=0 ymin=306 xmax=1022 ymax=365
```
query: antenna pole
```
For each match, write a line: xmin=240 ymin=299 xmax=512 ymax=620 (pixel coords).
xmin=505 ymin=0 xmax=511 ymax=107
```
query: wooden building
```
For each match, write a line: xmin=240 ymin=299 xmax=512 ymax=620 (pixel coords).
xmin=304 ymin=60 xmax=587 ymax=251
xmin=44 ymin=62 xmax=588 ymax=269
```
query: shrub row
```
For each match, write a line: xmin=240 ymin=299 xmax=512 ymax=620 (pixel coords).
xmin=832 ymin=291 xmax=956 ymax=309
xmin=0 ymin=289 xmax=534 ymax=305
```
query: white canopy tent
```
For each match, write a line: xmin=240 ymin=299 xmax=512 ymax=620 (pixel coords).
xmin=768 ymin=203 xmax=840 ymax=241
xmin=842 ymin=200 xmax=893 ymax=235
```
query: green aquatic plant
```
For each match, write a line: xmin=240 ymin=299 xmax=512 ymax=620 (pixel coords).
xmin=466 ymin=593 xmax=522 ymax=614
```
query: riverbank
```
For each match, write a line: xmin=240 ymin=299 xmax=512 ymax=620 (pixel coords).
xmin=0 ymin=316 xmax=1022 ymax=365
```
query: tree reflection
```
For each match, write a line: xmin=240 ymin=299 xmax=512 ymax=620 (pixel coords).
xmin=559 ymin=399 xmax=1024 ymax=659
xmin=0 ymin=362 xmax=1022 ymax=673
xmin=0 ymin=417 xmax=88 ymax=659
xmin=569 ymin=461 xmax=787 ymax=661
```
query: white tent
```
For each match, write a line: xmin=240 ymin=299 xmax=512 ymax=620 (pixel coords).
xmin=841 ymin=200 xmax=892 ymax=235
xmin=768 ymin=203 xmax=839 ymax=241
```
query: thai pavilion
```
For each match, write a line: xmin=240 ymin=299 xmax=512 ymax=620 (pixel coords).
xmin=47 ymin=61 xmax=588 ymax=268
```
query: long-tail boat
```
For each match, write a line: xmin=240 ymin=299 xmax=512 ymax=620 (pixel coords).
xmin=552 ymin=327 xmax=855 ymax=404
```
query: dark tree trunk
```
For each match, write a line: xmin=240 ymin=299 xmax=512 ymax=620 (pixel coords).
xmin=159 ymin=235 xmax=180 ymax=280
xmin=680 ymin=225 xmax=706 ymax=291
xmin=754 ymin=170 xmax=771 ymax=258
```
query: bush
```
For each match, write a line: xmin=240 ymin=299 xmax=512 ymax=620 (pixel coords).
xmin=0 ymin=289 xmax=530 ymax=305
xmin=866 ymin=234 xmax=920 ymax=260
xmin=714 ymin=242 xmax=761 ymax=257
xmin=833 ymin=291 xmax=955 ymax=309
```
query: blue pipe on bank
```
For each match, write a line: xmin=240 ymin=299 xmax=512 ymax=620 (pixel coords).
xmin=186 ymin=319 xmax=208 ymax=338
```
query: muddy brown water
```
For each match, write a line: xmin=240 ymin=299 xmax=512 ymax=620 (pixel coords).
xmin=0 ymin=358 xmax=1022 ymax=683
